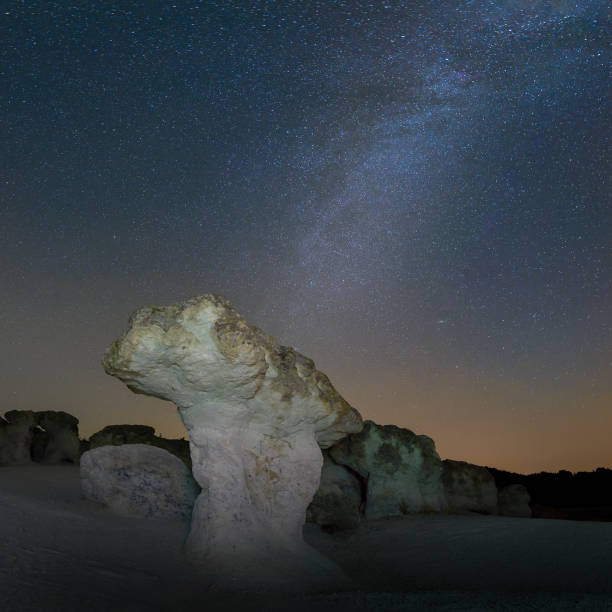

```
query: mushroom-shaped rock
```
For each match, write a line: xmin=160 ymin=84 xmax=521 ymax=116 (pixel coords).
xmin=498 ymin=484 xmax=532 ymax=518
xmin=31 ymin=410 xmax=80 ymax=464
xmin=329 ymin=420 xmax=447 ymax=519
xmin=81 ymin=444 xmax=199 ymax=520
xmin=442 ymin=459 xmax=498 ymax=514
xmin=102 ymin=294 xmax=363 ymax=587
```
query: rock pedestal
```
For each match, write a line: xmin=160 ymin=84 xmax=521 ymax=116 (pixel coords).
xmin=102 ymin=294 xmax=362 ymax=588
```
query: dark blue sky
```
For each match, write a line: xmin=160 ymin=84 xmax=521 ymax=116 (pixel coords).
xmin=2 ymin=1 xmax=610 ymax=473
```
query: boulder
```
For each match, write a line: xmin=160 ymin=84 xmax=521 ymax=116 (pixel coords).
xmin=498 ymin=484 xmax=531 ymax=517
xmin=102 ymin=294 xmax=362 ymax=588
xmin=0 ymin=410 xmax=37 ymax=465
xmin=80 ymin=444 xmax=199 ymax=520
xmin=328 ymin=421 xmax=447 ymax=520
xmin=307 ymin=452 xmax=362 ymax=529
xmin=442 ymin=459 xmax=498 ymax=514
xmin=89 ymin=424 xmax=191 ymax=467
xmin=31 ymin=410 xmax=80 ymax=464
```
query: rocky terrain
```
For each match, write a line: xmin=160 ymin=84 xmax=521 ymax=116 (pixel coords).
xmin=2 ymin=293 xmax=610 ymax=608
xmin=1 ymin=464 xmax=611 ymax=611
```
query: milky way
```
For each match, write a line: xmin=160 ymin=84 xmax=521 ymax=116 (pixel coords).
xmin=2 ymin=1 xmax=609 ymax=472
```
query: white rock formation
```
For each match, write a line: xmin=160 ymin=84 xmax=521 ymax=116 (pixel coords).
xmin=442 ymin=459 xmax=498 ymax=514
xmin=80 ymin=444 xmax=199 ymax=520
xmin=102 ymin=294 xmax=362 ymax=587
xmin=329 ymin=420 xmax=448 ymax=520
xmin=498 ymin=484 xmax=532 ymax=517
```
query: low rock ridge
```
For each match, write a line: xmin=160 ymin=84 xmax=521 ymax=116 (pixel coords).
xmin=88 ymin=424 xmax=191 ymax=467
xmin=306 ymin=422 xmax=531 ymax=529
xmin=488 ymin=466 xmax=612 ymax=521
xmin=81 ymin=418 xmax=532 ymax=531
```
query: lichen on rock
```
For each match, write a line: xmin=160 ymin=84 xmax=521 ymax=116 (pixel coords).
xmin=328 ymin=420 xmax=448 ymax=519
xmin=80 ymin=444 xmax=199 ymax=520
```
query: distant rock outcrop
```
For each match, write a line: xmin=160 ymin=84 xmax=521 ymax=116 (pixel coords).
xmin=498 ymin=484 xmax=531 ymax=517
xmin=80 ymin=444 xmax=199 ymax=520
xmin=488 ymin=466 xmax=612 ymax=521
xmin=0 ymin=410 xmax=80 ymax=465
xmin=307 ymin=452 xmax=362 ymax=529
xmin=89 ymin=424 xmax=191 ymax=467
xmin=102 ymin=294 xmax=362 ymax=588
xmin=0 ymin=411 xmax=38 ymax=465
xmin=31 ymin=411 xmax=80 ymax=464
xmin=328 ymin=420 xmax=447 ymax=520
xmin=442 ymin=459 xmax=498 ymax=514
xmin=90 ymin=424 xmax=156 ymax=447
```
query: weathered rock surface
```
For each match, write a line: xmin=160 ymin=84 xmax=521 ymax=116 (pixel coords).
xmin=80 ymin=444 xmax=199 ymax=520
xmin=307 ymin=452 xmax=362 ymax=529
xmin=0 ymin=411 xmax=37 ymax=465
xmin=328 ymin=420 xmax=447 ymax=520
xmin=102 ymin=294 xmax=362 ymax=587
xmin=89 ymin=424 xmax=191 ymax=467
xmin=31 ymin=411 xmax=80 ymax=464
xmin=442 ymin=459 xmax=498 ymax=514
xmin=498 ymin=483 xmax=531 ymax=517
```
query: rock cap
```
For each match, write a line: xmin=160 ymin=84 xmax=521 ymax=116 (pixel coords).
xmin=103 ymin=294 xmax=362 ymax=447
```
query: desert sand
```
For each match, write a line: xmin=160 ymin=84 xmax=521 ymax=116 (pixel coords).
xmin=1 ymin=465 xmax=611 ymax=611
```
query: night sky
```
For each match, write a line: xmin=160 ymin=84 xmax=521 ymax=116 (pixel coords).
xmin=2 ymin=1 xmax=610 ymax=474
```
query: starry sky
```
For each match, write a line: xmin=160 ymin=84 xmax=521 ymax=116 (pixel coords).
xmin=2 ymin=1 xmax=610 ymax=474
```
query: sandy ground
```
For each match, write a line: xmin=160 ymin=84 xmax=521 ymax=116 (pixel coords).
xmin=1 ymin=465 xmax=611 ymax=611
